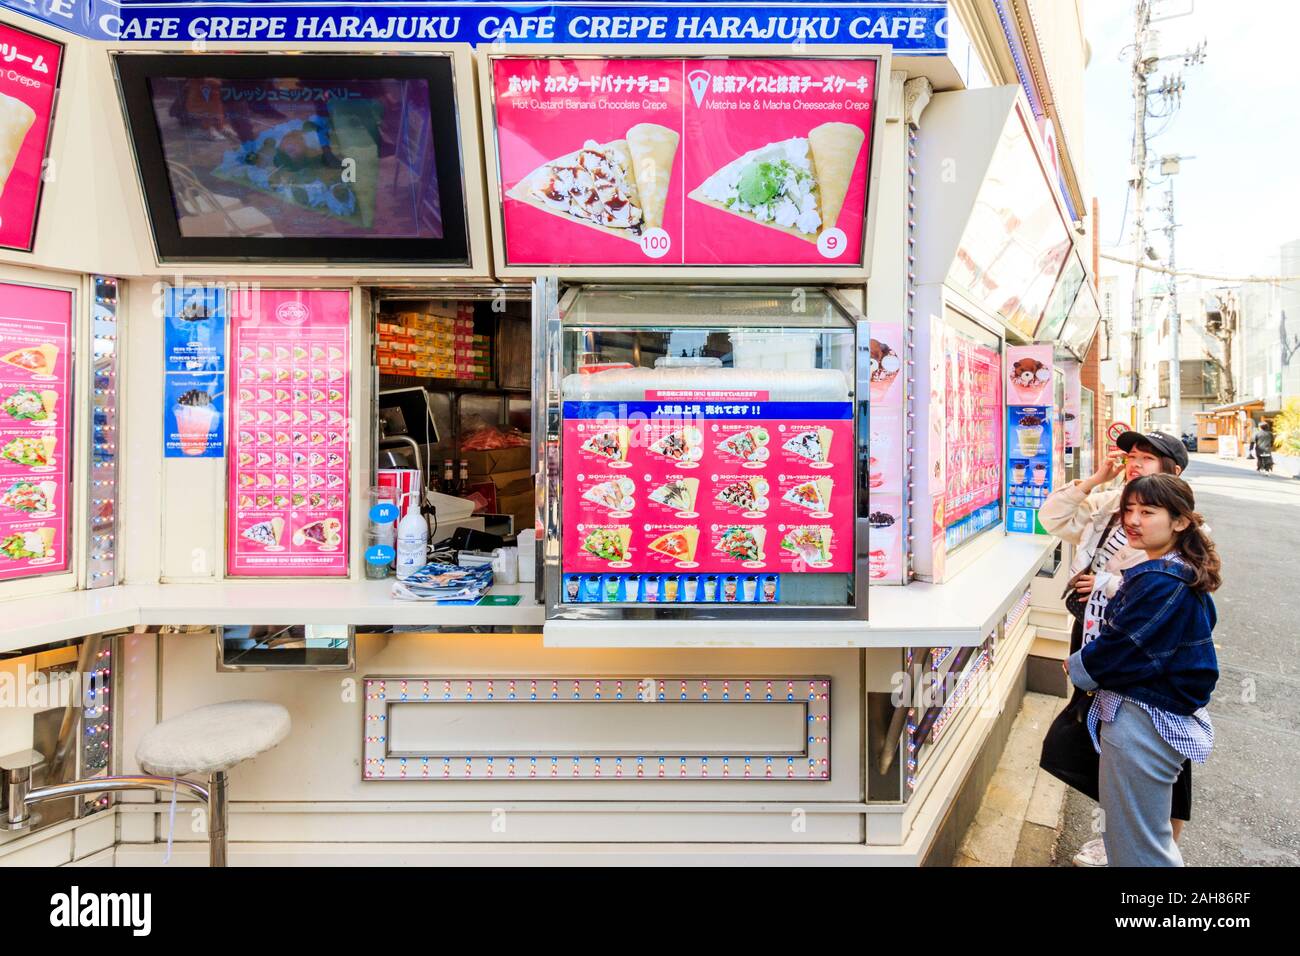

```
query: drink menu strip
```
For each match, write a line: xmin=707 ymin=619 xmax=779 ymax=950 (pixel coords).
xmin=226 ymin=290 xmax=351 ymax=577
xmin=0 ymin=283 xmax=72 ymax=581
xmin=562 ymin=399 xmax=854 ymax=580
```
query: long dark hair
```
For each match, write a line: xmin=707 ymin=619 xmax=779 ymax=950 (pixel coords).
xmin=1120 ymin=475 xmax=1221 ymax=592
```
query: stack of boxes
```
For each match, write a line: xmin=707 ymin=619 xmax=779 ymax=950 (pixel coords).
xmin=376 ymin=302 xmax=491 ymax=379
xmin=462 ymin=446 xmax=534 ymax=535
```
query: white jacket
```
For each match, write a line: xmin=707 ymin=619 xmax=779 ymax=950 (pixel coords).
xmin=1037 ymin=480 xmax=1148 ymax=600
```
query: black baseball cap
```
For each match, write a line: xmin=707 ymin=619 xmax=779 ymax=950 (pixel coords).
xmin=1116 ymin=430 xmax=1188 ymax=471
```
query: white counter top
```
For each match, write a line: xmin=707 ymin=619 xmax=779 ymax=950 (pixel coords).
xmin=0 ymin=534 xmax=1053 ymax=654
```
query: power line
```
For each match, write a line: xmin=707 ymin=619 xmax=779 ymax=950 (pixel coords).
xmin=1100 ymin=251 xmax=1300 ymax=284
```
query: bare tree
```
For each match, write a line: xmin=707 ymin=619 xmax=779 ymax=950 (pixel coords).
xmin=1203 ymin=290 xmax=1238 ymax=405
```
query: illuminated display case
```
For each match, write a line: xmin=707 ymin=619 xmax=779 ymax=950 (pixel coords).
xmin=538 ymin=284 xmax=871 ymax=621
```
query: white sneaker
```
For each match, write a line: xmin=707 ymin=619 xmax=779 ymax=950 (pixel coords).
xmin=1072 ymin=837 xmax=1108 ymax=867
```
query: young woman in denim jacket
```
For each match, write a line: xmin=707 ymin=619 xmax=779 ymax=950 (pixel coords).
xmin=1039 ymin=431 xmax=1192 ymax=866
xmin=1066 ymin=474 xmax=1221 ymax=867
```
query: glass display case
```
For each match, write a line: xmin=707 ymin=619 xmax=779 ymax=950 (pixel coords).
xmin=539 ymin=285 xmax=870 ymax=621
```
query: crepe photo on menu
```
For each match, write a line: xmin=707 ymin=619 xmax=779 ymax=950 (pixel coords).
xmin=783 ymin=478 xmax=833 ymax=514
xmin=648 ymin=477 xmax=699 ymax=514
xmin=0 ymin=92 xmax=37 ymax=200
xmin=689 ymin=122 xmax=865 ymax=242
xmin=0 ymin=388 xmax=56 ymax=421
xmin=508 ymin=124 xmax=679 ymax=242
xmin=783 ymin=427 xmax=834 ymax=466
xmin=0 ymin=527 xmax=54 ymax=561
xmin=648 ymin=526 xmax=699 ymax=565
xmin=716 ymin=427 xmax=770 ymax=463
xmin=293 ymin=517 xmax=341 ymax=550
xmin=716 ymin=477 xmax=769 ymax=513
xmin=581 ymin=526 xmax=632 ymax=563
xmin=0 ymin=344 xmax=58 ymax=378
xmin=582 ymin=477 xmax=636 ymax=513
xmin=781 ymin=526 xmax=833 ymax=566
xmin=715 ymin=526 xmax=765 ymax=564
xmin=241 ymin=517 xmax=285 ymax=549
xmin=580 ymin=427 xmax=629 ymax=465
xmin=648 ymin=426 xmax=703 ymax=464
xmin=1 ymin=435 xmax=54 ymax=469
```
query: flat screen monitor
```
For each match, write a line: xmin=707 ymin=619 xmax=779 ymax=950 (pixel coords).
xmin=115 ymin=53 xmax=469 ymax=263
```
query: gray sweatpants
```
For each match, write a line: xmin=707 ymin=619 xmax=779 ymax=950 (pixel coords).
xmin=1098 ymin=699 xmax=1186 ymax=867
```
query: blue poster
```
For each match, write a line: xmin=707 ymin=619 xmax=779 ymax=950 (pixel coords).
xmin=1006 ymin=405 xmax=1051 ymax=535
xmin=164 ymin=285 xmax=225 ymax=373
xmin=164 ymin=285 xmax=226 ymax=457
xmin=164 ymin=372 xmax=224 ymax=458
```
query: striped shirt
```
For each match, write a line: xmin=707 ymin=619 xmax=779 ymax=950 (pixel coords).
xmin=1085 ymin=552 xmax=1216 ymax=764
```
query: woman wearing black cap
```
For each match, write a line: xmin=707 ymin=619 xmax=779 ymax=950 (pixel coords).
xmin=1038 ymin=430 xmax=1192 ymax=866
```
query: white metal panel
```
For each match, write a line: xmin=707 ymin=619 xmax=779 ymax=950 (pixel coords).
xmin=157 ymin=631 xmax=862 ymax=803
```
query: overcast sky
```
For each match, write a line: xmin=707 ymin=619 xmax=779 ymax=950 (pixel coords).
xmin=1085 ymin=0 xmax=1300 ymax=280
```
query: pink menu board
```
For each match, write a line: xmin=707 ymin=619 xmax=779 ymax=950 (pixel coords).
xmin=943 ymin=331 xmax=1003 ymax=527
xmin=562 ymin=396 xmax=854 ymax=576
xmin=0 ymin=22 xmax=62 ymax=252
xmin=492 ymin=56 xmax=877 ymax=266
xmin=226 ymin=290 xmax=351 ymax=577
xmin=0 ymin=282 xmax=71 ymax=581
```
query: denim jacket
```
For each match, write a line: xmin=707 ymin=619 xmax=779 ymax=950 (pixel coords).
xmin=1067 ymin=557 xmax=1219 ymax=715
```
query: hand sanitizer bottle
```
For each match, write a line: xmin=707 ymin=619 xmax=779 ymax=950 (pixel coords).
xmin=395 ymin=497 xmax=428 ymax=580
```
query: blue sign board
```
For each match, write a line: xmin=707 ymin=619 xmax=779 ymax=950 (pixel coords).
xmin=163 ymin=285 xmax=226 ymax=458
xmin=3 ymin=1 xmax=949 ymax=52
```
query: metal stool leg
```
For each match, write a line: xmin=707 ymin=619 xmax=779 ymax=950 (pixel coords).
xmin=208 ymin=770 xmax=228 ymax=868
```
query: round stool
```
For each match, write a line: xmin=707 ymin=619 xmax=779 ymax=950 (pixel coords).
xmin=136 ymin=700 xmax=291 ymax=866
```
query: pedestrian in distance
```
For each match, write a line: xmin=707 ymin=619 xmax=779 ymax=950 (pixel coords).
xmin=1066 ymin=474 xmax=1221 ymax=867
xmin=1254 ymin=421 xmax=1275 ymax=473
xmin=1038 ymin=430 xmax=1194 ymax=867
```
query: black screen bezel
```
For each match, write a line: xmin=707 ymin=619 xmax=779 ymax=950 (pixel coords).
xmin=114 ymin=52 xmax=470 ymax=265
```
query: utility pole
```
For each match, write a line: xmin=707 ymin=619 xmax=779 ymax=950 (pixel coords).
xmin=1160 ymin=156 xmax=1186 ymax=433
xmin=1129 ymin=1 xmax=1151 ymax=411
xmin=1125 ymin=1 xmax=1205 ymax=431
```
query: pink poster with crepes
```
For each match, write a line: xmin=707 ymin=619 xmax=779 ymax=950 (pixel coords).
xmin=492 ymin=56 xmax=877 ymax=266
xmin=561 ymin=398 xmax=854 ymax=575
xmin=226 ymin=290 xmax=351 ymax=577
xmin=0 ymin=23 xmax=62 ymax=252
xmin=0 ymin=282 xmax=71 ymax=581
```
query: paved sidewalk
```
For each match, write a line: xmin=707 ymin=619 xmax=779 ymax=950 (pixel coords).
xmin=955 ymin=692 xmax=1068 ymax=867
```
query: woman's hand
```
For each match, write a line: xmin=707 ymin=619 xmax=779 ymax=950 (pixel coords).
xmin=1073 ymin=573 xmax=1095 ymax=596
xmin=1081 ymin=450 xmax=1125 ymax=492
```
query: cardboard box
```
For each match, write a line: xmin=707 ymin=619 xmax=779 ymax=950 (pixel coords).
xmin=497 ymin=490 xmax=535 ymax=523
xmin=461 ymin=445 xmax=531 ymax=475
xmin=483 ymin=468 xmax=533 ymax=497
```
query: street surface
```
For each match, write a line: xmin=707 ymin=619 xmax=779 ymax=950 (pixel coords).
xmin=1055 ymin=454 xmax=1300 ymax=865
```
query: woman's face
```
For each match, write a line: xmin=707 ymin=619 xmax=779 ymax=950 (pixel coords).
xmin=1123 ymin=500 xmax=1189 ymax=552
xmin=1126 ymin=446 xmax=1163 ymax=481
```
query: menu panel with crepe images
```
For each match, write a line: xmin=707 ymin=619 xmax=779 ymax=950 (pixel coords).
xmin=0 ymin=282 xmax=71 ymax=581
xmin=226 ymin=290 xmax=351 ymax=577
xmin=562 ymin=394 xmax=854 ymax=581
xmin=942 ymin=330 xmax=1003 ymax=550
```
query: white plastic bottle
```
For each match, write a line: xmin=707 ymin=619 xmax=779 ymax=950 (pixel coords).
xmin=394 ymin=498 xmax=428 ymax=580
